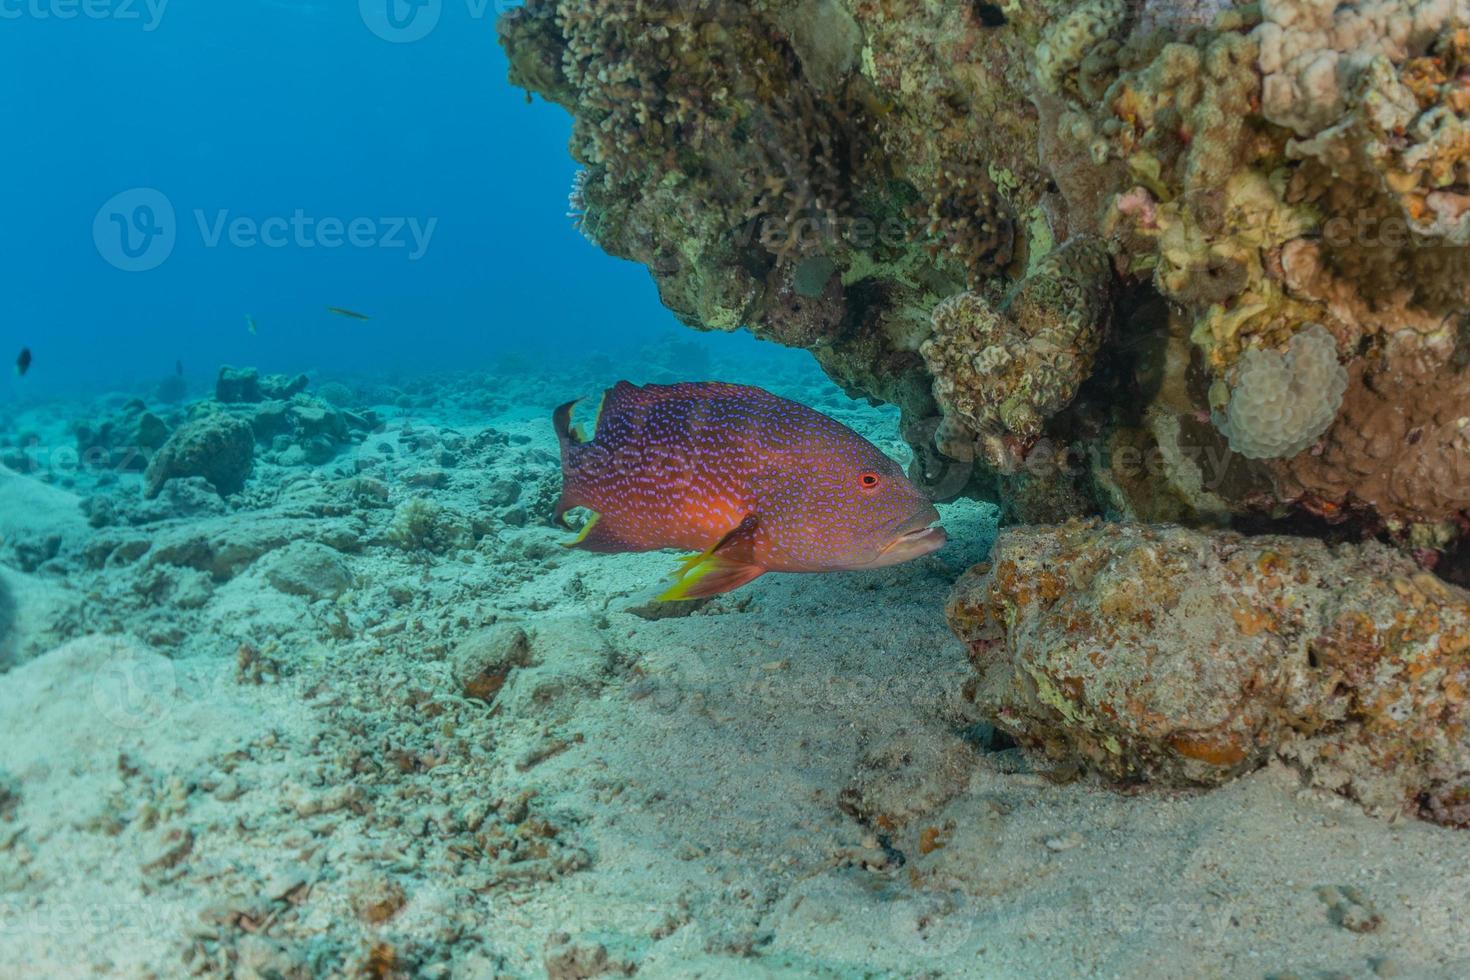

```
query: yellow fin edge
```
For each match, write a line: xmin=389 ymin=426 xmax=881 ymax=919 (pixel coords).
xmin=562 ymin=512 xmax=600 ymax=548
xmin=659 ymin=556 xmax=721 ymax=601
xmin=567 ymin=391 xmax=607 ymax=443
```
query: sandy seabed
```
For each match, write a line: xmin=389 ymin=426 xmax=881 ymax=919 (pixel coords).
xmin=1 ymin=352 xmax=1468 ymax=979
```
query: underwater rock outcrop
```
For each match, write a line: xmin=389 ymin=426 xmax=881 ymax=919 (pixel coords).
xmin=216 ymin=365 xmax=309 ymax=404
xmin=947 ymin=520 xmax=1470 ymax=827
xmin=500 ymin=0 xmax=1470 ymax=553
xmin=144 ymin=412 xmax=255 ymax=499
xmin=74 ymin=400 xmax=171 ymax=472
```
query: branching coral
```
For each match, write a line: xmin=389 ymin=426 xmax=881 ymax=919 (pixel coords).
xmin=915 ymin=163 xmax=1016 ymax=288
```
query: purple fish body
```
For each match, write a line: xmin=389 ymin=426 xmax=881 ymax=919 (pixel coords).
xmin=554 ymin=381 xmax=945 ymax=598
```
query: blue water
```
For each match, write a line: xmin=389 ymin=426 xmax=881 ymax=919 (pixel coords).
xmin=1 ymin=0 xmax=785 ymax=399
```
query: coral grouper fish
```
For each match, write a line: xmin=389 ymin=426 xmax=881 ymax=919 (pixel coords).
xmin=554 ymin=381 xmax=947 ymax=600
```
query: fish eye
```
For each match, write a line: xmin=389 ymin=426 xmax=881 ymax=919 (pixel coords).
xmin=859 ymin=471 xmax=881 ymax=490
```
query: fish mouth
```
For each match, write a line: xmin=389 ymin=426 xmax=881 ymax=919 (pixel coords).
xmin=881 ymin=524 xmax=947 ymax=555
xmin=871 ymin=508 xmax=947 ymax=565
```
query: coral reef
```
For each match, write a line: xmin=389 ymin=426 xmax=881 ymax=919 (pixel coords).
xmin=500 ymin=0 xmax=1470 ymax=552
xmin=948 ymin=520 xmax=1470 ymax=826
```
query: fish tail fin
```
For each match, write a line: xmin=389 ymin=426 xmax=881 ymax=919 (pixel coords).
xmin=553 ymin=398 xmax=585 ymax=451
xmin=553 ymin=398 xmax=597 ymax=528
xmin=553 ymin=399 xmax=582 ymax=527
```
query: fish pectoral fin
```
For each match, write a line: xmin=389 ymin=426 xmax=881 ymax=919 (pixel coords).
xmin=660 ymin=514 xmax=764 ymax=601
xmin=561 ymin=513 xmax=628 ymax=553
xmin=659 ymin=555 xmax=765 ymax=601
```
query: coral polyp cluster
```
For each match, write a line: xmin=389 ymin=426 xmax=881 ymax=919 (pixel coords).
xmin=1216 ymin=322 xmax=1348 ymax=459
xmin=922 ymin=237 xmax=1111 ymax=469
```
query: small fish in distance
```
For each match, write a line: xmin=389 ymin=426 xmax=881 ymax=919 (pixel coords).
xmin=553 ymin=380 xmax=947 ymax=600
xmin=246 ymin=315 xmax=257 ymax=335
xmin=16 ymin=348 xmax=31 ymax=377
xmin=327 ymin=307 xmax=371 ymax=321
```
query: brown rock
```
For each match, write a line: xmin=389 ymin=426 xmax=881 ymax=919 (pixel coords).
xmin=948 ymin=520 xmax=1470 ymax=825
xmin=450 ymin=624 xmax=533 ymax=703
xmin=349 ymin=875 xmax=407 ymax=925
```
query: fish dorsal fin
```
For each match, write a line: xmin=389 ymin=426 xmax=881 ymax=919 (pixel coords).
xmin=660 ymin=515 xmax=765 ymax=601
xmin=595 ymin=381 xmax=769 ymax=428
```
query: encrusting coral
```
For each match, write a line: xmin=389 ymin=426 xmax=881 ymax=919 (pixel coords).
xmin=922 ymin=236 xmax=1112 ymax=470
xmin=949 ymin=520 xmax=1470 ymax=827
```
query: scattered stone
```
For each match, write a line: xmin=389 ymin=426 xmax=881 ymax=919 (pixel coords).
xmin=144 ymin=412 xmax=255 ymax=499
xmin=0 ymin=769 xmax=19 ymax=821
xmin=349 ymin=875 xmax=408 ymax=925
xmin=1317 ymin=885 xmax=1383 ymax=934
xmin=482 ymin=475 xmax=521 ymax=507
xmin=1044 ymin=832 xmax=1083 ymax=852
xmin=73 ymin=399 xmax=168 ymax=471
xmin=262 ymin=541 xmax=355 ymax=601
xmin=451 ymin=624 xmax=533 ymax=702
xmin=140 ymin=825 xmax=194 ymax=873
xmin=543 ymin=933 xmax=637 ymax=980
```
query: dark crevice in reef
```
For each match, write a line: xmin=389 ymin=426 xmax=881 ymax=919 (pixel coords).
xmin=971 ymin=3 xmax=1007 ymax=28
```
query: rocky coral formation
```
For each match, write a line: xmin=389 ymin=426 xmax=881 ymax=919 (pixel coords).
xmin=144 ymin=412 xmax=255 ymax=499
xmin=922 ymin=236 xmax=1112 ymax=469
xmin=948 ymin=520 xmax=1470 ymax=826
xmin=216 ymin=365 xmax=309 ymax=404
xmin=73 ymin=399 xmax=171 ymax=472
xmin=500 ymin=0 xmax=1470 ymax=555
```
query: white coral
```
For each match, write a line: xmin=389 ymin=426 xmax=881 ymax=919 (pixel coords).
xmin=1254 ymin=0 xmax=1469 ymax=137
xmin=1219 ymin=323 xmax=1348 ymax=459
